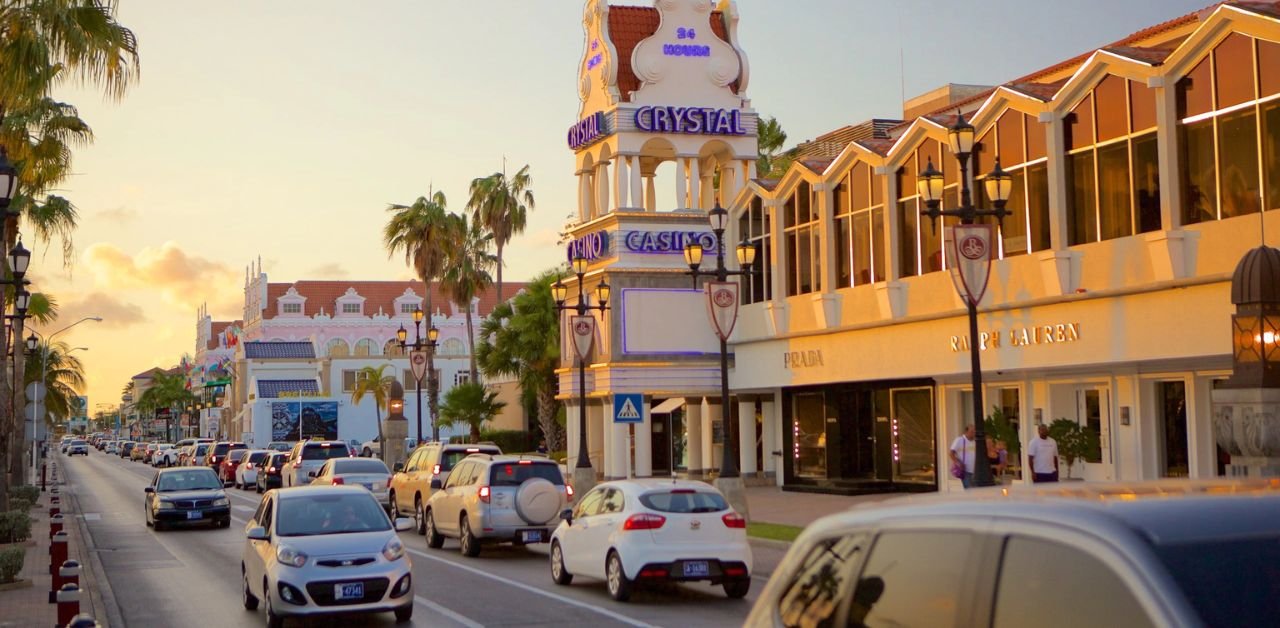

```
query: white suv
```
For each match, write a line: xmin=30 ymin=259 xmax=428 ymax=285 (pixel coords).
xmin=283 ymin=441 xmax=354 ymax=488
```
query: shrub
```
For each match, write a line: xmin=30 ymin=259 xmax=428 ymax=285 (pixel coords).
xmin=0 ymin=546 xmax=23 ymax=583
xmin=8 ymin=498 xmax=32 ymax=513
xmin=0 ymin=511 xmax=32 ymax=544
xmin=11 ymin=486 xmax=39 ymax=503
xmin=480 ymin=429 xmax=533 ymax=454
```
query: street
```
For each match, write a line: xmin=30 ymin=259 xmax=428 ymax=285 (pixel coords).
xmin=62 ymin=451 xmax=761 ymax=627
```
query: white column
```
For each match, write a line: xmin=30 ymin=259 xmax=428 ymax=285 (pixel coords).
xmin=685 ymin=398 xmax=703 ymax=475
xmin=609 ymin=401 xmax=629 ymax=480
xmin=690 ymin=158 xmax=702 ymax=210
xmin=767 ymin=199 xmax=786 ymax=301
xmin=597 ymin=162 xmax=611 ymax=217
xmin=635 ymin=399 xmax=652 ymax=477
xmin=675 ymin=158 xmax=688 ymax=210
xmin=588 ymin=402 xmax=605 ymax=475
xmin=738 ymin=398 xmax=758 ymax=475
xmin=720 ymin=163 xmax=738 ymax=207
xmin=881 ymin=169 xmax=901 ymax=280
xmin=630 ymin=156 xmax=643 ymax=210
xmin=816 ymin=182 xmax=836 ymax=292
xmin=704 ymin=400 xmax=720 ymax=472
xmin=761 ymin=398 xmax=777 ymax=477
xmin=613 ymin=155 xmax=628 ymax=210
xmin=1154 ymin=84 xmax=1183 ymax=230
xmin=1043 ymin=113 xmax=1069 ymax=250
xmin=645 ymin=176 xmax=657 ymax=212
xmin=565 ymin=400 xmax=581 ymax=468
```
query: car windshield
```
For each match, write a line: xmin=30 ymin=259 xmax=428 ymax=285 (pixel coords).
xmin=489 ymin=462 xmax=563 ymax=487
xmin=246 ymin=452 xmax=269 ymax=464
xmin=70 ymin=440 xmax=86 ymax=446
xmin=276 ymin=493 xmax=390 ymax=536
xmin=332 ymin=459 xmax=390 ymax=475
xmin=227 ymin=450 xmax=248 ymax=462
xmin=302 ymin=444 xmax=350 ymax=460
xmin=442 ymin=448 xmax=499 ymax=471
xmin=1154 ymin=535 xmax=1280 ymax=627
xmin=157 ymin=470 xmax=221 ymax=492
xmin=194 ymin=445 xmax=208 ymax=455
xmin=639 ymin=490 xmax=728 ymax=513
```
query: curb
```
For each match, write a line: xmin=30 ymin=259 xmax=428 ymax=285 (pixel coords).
xmin=62 ymin=462 xmax=124 ymax=628
xmin=747 ymin=536 xmax=794 ymax=551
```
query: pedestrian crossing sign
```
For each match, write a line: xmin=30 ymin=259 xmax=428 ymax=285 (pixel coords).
xmin=613 ymin=393 xmax=643 ymax=424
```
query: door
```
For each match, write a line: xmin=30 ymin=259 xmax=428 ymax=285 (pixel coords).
xmin=1158 ymin=381 xmax=1189 ymax=478
xmin=563 ymin=487 xmax=606 ymax=575
xmin=889 ymin=388 xmax=936 ymax=485
xmin=651 ymin=416 xmax=671 ymax=475
xmin=1076 ymin=387 xmax=1113 ymax=481
xmin=793 ymin=392 xmax=828 ymax=478
xmin=838 ymin=388 xmax=876 ymax=479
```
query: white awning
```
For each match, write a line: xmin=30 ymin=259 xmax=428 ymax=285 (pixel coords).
xmin=651 ymin=398 xmax=686 ymax=414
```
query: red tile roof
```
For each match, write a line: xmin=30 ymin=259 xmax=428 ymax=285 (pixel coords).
xmin=855 ymin=138 xmax=896 ymax=157
xmin=1005 ymin=78 xmax=1069 ymax=102
xmin=262 ymin=281 xmax=525 ymax=320
xmin=753 ymin=178 xmax=781 ymax=192
xmin=606 ymin=6 xmax=736 ymax=101
xmin=1103 ymin=45 xmax=1177 ymax=65
xmin=207 ymin=321 xmax=233 ymax=350
xmin=798 ymin=158 xmax=835 ymax=174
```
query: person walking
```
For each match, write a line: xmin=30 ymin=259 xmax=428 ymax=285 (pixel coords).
xmin=949 ymin=424 xmax=977 ymax=488
xmin=1027 ymin=424 xmax=1060 ymax=483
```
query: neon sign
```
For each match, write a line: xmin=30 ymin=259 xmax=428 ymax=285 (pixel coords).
xmin=566 ymin=231 xmax=610 ymax=262
xmin=623 ymin=230 xmax=714 ymax=254
xmin=665 ymin=27 xmax=709 ymax=57
xmin=567 ymin=111 xmax=607 ymax=151
xmin=586 ymin=38 xmax=603 ymax=71
xmin=634 ymin=106 xmax=746 ymax=136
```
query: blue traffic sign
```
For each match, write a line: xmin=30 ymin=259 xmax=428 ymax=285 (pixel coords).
xmin=613 ymin=394 xmax=644 ymax=424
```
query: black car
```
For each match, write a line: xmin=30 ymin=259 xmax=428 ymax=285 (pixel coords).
xmin=144 ymin=467 xmax=231 ymax=530
xmin=119 ymin=441 xmax=137 ymax=458
xmin=256 ymin=452 xmax=288 ymax=493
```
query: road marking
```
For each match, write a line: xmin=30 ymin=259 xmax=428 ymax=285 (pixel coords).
xmin=405 ymin=548 xmax=658 ymax=628
xmin=415 ymin=596 xmax=484 ymax=628
xmin=81 ymin=513 xmax=101 ymax=520
xmin=233 ymin=505 xmax=255 ymax=513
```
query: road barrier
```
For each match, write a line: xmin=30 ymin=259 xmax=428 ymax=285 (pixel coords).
xmin=49 ymin=530 xmax=68 ymax=576
xmin=55 ymin=583 xmax=81 ymax=626
xmin=50 ymin=559 xmax=81 ymax=601
xmin=49 ymin=513 xmax=64 ymax=538
xmin=65 ymin=613 xmax=100 ymax=628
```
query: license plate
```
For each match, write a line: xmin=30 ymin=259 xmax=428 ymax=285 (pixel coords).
xmin=335 ymin=582 xmax=364 ymax=600
xmin=682 ymin=561 xmax=710 ymax=577
xmin=186 ymin=510 xmax=202 ymax=520
xmin=362 ymin=483 xmax=373 ymax=490
xmin=521 ymin=530 xmax=543 ymax=543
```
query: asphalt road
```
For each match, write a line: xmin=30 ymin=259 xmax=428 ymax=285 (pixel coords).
xmin=63 ymin=450 xmax=762 ymax=627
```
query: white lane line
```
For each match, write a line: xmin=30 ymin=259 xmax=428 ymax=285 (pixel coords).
xmin=414 ymin=596 xmax=484 ymax=628
xmin=405 ymin=548 xmax=658 ymax=628
xmin=233 ymin=505 xmax=256 ymax=513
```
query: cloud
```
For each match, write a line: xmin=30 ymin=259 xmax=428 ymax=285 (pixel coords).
xmin=306 ymin=263 xmax=348 ymax=278
xmin=84 ymin=242 xmax=243 ymax=314
xmin=97 ymin=206 xmax=139 ymax=223
xmin=55 ymin=292 xmax=146 ymax=328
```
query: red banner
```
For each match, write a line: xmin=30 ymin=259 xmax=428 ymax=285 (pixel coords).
xmin=570 ymin=315 xmax=596 ymax=362
xmin=947 ymin=224 xmax=995 ymax=306
xmin=410 ymin=349 xmax=429 ymax=382
xmin=705 ymin=281 xmax=740 ymax=341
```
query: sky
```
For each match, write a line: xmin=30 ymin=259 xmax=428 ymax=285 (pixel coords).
xmin=27 ymin=0 xmax=1211 ymax=413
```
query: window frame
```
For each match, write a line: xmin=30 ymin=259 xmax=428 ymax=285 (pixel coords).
xmin=783 ymin=181 xmax=821 ymax=296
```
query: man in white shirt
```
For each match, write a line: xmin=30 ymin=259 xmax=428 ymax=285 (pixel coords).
xmin=949 ymin=424 xmax=976 ymax=488
xmin=1027 ymin=424 xmax=1060 ymax=483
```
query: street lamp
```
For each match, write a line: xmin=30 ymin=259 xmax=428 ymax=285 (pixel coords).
xmin=917 ymin=111 xmax=1012 ymax=488
xmin=398 ymin=307 xmax=439 ymax=445
xmin=683 ymin=204 xmax=756 ymax=506
xmin=553 ymin=254 xmax=610 ymax=493
xmin=0 ymin=148 xmax=17 ymax=212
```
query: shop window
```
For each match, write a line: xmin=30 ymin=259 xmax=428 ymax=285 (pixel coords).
xmin=1262 ymin=39 xmax=1280 ymax=98
xmin=856 ymin=530 xmax=975 ymax=628
xmin=1097 ymin=142 xmax=1133 ymax=240
xmin=1180 ymin=119 xmax=1218 ymax=224
xmin=1266 ymin=100 xmax=1280 ymax=212
xmin=327 ymin=338 xmax=350 ymax=358
xmin=792 ymin=392 xmax=826 ymax=478
xmin=895 ymin=141 xmax=950 ymax=277
xmin=1215 ymin=33 xmax=1256 ymax=110
xmin=353 ymin=338 xmax=378 ymax=357
xmin=993 ymin=537 xmax=1154 ymax=628
xmin=785 ymin=182 xmax=820 ymax=296
xmin=1133 ymin=134 xmax=1162 ymax=232
xmin=835 ymin=162 xmax=886 ymax=287
xmin=1177 ymin=57 xmax=1213 ymax=119
xmin=776 ymin=533 xmax=867 ymax=626
xmin=402 ymin=369 xmax=439 ymax=391
xmin=454 ymin=372 xmax=471 ymax=386
xmin=399 ymin=302 xmax=418 ymax=314
xmin=739 ymin=196 xmax=773 ymax=305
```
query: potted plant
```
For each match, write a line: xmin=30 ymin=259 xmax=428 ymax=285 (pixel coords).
xmin=1048 ymin=418 xmax=1099 ymax=479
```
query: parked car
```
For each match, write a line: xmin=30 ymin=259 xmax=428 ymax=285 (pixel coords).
xmin=241 ymin=486 xmax=415 ymax=626
xmin=103 ymin=441 xmax=119 ymax=455
xmin=745 ymin=479 xmax=1280 ymax=628
xmin=208 ymin=441 xmax=248 ymax=472
xmin=59 ymin=435 xmax=74 ymax=453
xmin=234 ymin=450 xmax=271 ymax=490
xmin=131 ymin=442 xmax=151 ymax=461
xmin=310 ymin=458 xmax=394 ymax=511
xmin=143 ymin=467 xmax=231 ymax=531
xmin=359 ymin=436 xmax=417 ymax=459
xmin=283 ymin=440 xmax=354 ymax=488
xmin=66 ymin=440 xmax=89 ymax=456
xmin=189 ymin=443 xmax=211 ymax=466
xmin=119 ymin=442 xmax=137 ymax=459
xmin=549 ymin=479 xmax=750 ymax=601
xmin=217 ymin=449 xmax=250 ymax=485
xmin=155 ymin=445 xmax=185 ymax=467
xmin=423 ymin=454 xmax=571 ymax=558
xmin=265 ymin=441 xmax=293 ymax=453
xmin=148 ymin=444 xmax=175 ymax=466
xmin=256 ymin=452 xmax=289 ymax=493
xmin=390 ymin=442 xmax=501 ymax=534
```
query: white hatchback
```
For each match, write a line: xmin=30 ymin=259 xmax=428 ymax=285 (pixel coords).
xmin=549 ymin=479 xmax=752 ymax=601
xmin=309 ymin=458 xmax=393 ymax=512
xmin=235 ymin=450 xmax=273 ymax=489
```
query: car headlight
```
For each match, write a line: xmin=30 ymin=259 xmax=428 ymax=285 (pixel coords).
xmin=212 ymin=497 xmax=229 ymax=507
xmin=276 ymin=545 xmax=308 ymax=568
xmin=382 ymin=537 xmax=405 ymax=562
xmin=157 ymin=500 xmax=175 ymax=510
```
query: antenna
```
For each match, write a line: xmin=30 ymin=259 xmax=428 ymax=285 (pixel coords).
xmin=897 ymin=4 xmax=906 ymax=108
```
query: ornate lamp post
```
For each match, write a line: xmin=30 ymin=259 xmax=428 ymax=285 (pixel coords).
xmin=916 ymin=112 xmax=1013 ymax=488
xmin=683 ymin=204 xmax=756 ymax=514
xmin=553 ymin=254 xmax=610 ymax=495
xmin=398 ymin=307 xmax=439 ymax=445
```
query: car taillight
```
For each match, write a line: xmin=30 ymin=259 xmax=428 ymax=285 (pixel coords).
xmin=623 ymin=513 xmax=666 ymax=530
xmin=331 ymin=477 xmax=344 ymax=485
xmin=293 ymin=461 xmax=301 ymax=468
xmin=478 ymin=486 xmax=490 ymax=503
xmin=565 ymin=484 xmax=574 ymax=501
xmin=432 ymin=464 xmax=441 ymax=475
xmin=268 ymin=467 xmax=277 ymax=473
xmin=722 ymin=513 xmax=747 ymax=529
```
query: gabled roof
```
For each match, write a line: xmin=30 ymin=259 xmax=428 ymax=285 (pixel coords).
xmin=262 ymin=281 xmax=525 ymax=321
xmin=257 ymin=379 xmax=320 ymax=399
xmin=131 ymin=367 xmax=164 ymax=380
xmin=606 ymin=5 xmax=735 ymax=100
xmin=244 ymin=341 xmax=316 ymax=360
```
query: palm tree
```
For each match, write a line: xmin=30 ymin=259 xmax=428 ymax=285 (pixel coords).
xmin=466 ymin=164 xmax=534 ymax=302
xmin=384 ymin=191 xmax=450 ymax=440
xmin=136 ymin=370 xmax=194 ymax=441
xmin=350 ymin=364 xmax=395 ymax=460
xmin=476 ymin=270 xmax=564 ymax=451
xmin=440 ymin=212 xmax=495 ymax=382
xmin=438 ymin=382 xmax=506 ymax=443
xmin=756 ymin=116 xmax=792 ymax=178
xmin=23 ymin=340 xmax=85 ymax=428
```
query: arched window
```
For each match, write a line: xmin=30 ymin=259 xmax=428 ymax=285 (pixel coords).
xmin=326 ymin=338 xmax=350 ymax=358
xmin=442 ymin=338 xmax=465 ymax=356
xmin=353 ymin=338 xmax=378 ymax=357
xmin=384 ymin=339 xmax=406 ymax=357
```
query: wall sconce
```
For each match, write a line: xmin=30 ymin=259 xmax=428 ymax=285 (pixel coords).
xmin=1120 ymin=406 xmax=1131 ymax=426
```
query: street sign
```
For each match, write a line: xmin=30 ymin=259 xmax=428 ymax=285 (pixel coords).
xmin=570 ymin=315 xmax=596 ymax=361
xmin=24 ymin=382 xmax=46 ymax=403
xmin=613 ymin=393 xmax=644 ymax=424
xmin=24 ymin=405 xmax=37 ymax=422
xmin=73 ymin=396 xmax=88 ymax=419
xmin=410 ymin=349 xmax=429 ymax=382
xmin=948 ymin=223 xmax=995 ymax=305
xmin=705 ymin=281 xmax=740 ymax=341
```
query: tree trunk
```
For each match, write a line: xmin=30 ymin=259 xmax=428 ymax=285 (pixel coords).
xmin=465 ymin=305 xmax=478 ymax=383
xmin=536 ymin=382 xmax=561 ymax=453
xmin=374 ymin=403 xmax=384 ymax=461
xmin=423 ymin=280 xmax=440 ymax=441
xmin=470 ymin=420 xmax=481 ymax=443
xmin=495 ymin=241 xmax=504 ymax=303
xmin=9 ymin=297 xmax=26 ymax=487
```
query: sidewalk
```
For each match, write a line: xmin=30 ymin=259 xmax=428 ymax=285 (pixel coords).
xmin=0 ymin=458 xmax=112 ymax=628
xmin=745 ymin=485 xmax=903 ymax=528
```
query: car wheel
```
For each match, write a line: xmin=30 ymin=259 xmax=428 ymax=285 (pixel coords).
xmin=265 ymin=590 xmax=284 ymax=628
xmin=414 ymin=498 xmax=425 ymax=536
xmin=723 ymin=578 xmax=751 ymax=599
xmin=153 ymin=519 xmax=166 ymax=532
xmin=606 ymin=551 xmax=632 ymax=602
xmin=425 ymin=510 xmax=444 ymax=549
xmin=459 ymin=514 xmax=480 ymax=557
xmin=256 ymin=482 xmax=264 ymax=494
xmin=144 ymin=506 xmax=152 ymax=528
xmin=242 ymin=568 xmax=259 ymax=610
xmin=550 ymin=541 xmax=573 ymax=585
xmin=394 ymin=605 xmax=413 ymax=623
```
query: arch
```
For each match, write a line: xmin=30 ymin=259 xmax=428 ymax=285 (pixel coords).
xmin=441 ymin=338 xmax=466 ymax=356
xmin=326 ymin=338 xmax=350 ymax=358
xmin=353 ymin=338 xmax=378 ymax=357
xmin=383 ymin=339 xmax=406 ymax=357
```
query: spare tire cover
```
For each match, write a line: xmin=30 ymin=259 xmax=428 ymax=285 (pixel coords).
xmin=514 ymin=477 xmax=560 ymax=524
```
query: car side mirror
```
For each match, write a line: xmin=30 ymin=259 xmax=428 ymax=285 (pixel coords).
xmin=144 ymin=486 xmax=155 ymax=494
xmin=307 ymin=470 xmax=317 ymax=478
xmin=246 ymin=526 xmax=269 ymax=541
xmin=430 ymin=478 xmax=442 ymax=490
xmin=393 ymin=462 xmax=404 ymax=473
xmin=560 ymin=508 xmax=573 ymax=524
xmin=393 ymin=517 xmax=414 ymax=532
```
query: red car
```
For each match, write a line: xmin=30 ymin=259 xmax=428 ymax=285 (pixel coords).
xmin=210 ymin=442 xmax=248 ymax=484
